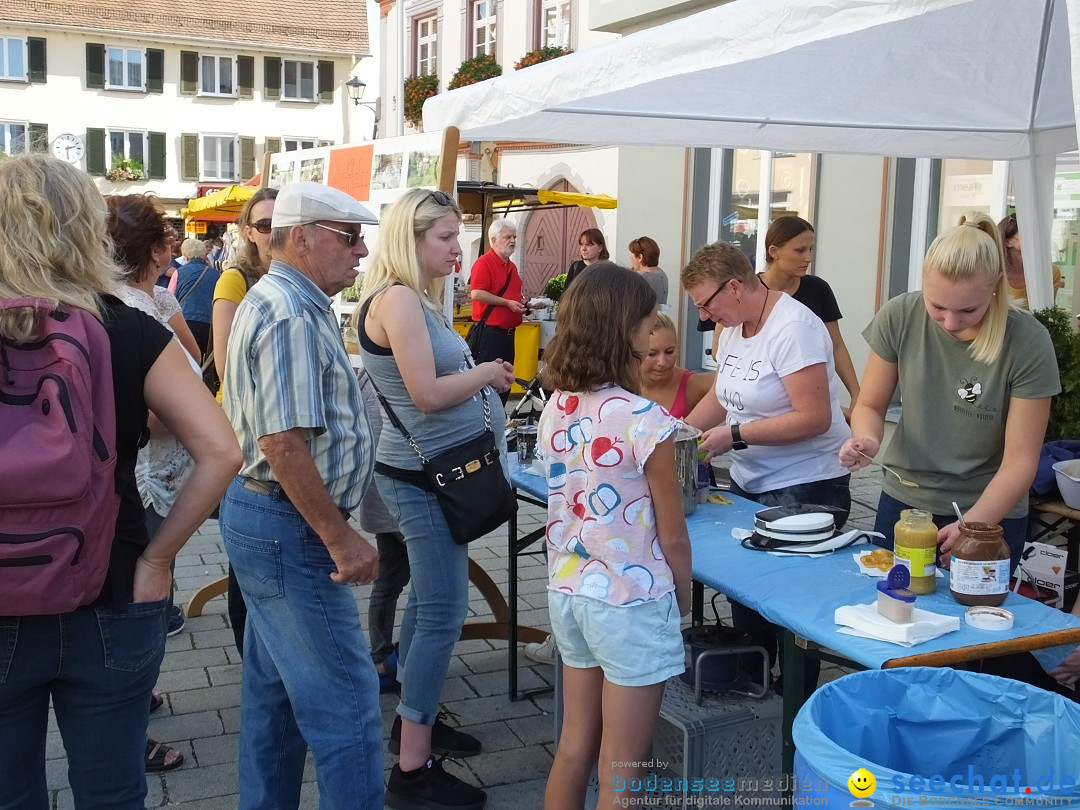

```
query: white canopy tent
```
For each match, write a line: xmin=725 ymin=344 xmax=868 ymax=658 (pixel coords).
xmin=424 ymin=0 xmax=1080 ymax=309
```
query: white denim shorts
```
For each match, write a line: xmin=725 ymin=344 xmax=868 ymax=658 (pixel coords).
xmin=548 ymin=590 xmax=684 ymax=687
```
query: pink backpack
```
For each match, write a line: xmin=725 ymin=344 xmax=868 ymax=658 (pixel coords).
xmin=0 ymin=298 xmax=119 ymax=615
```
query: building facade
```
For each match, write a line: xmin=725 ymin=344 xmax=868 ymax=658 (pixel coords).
xmin=1 ymin=1 xmax=374 ymax=220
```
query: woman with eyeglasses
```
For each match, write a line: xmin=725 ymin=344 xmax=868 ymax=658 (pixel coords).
xmin=211 ymin=187 xmax=279 ymax=404
xmin=682 ymin=240 xmax=851 ymax=699
xmin=357 ymin=188 xmax=515 ymax=810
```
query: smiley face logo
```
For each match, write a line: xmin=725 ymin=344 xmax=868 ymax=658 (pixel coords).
xmin=848 ymin=768 xmax=876 ymax=799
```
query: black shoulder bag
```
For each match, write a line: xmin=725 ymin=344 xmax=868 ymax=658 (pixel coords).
xmin=464 ymin=269 xmax=513 ymax=357
xmin=365 ymin=308 xmax=516 ymax=544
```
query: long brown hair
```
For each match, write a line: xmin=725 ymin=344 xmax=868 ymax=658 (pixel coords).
xmin=542 ymin=262 xmax=656 ymax=394
xmin=233 ymin=187 xmax=279 ymax=278
xmin=579 ymin=228 xmax=610 ymax=260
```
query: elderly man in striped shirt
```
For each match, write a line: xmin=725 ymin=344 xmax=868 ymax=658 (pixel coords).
xmin=221 ymin=182 xmax=384 ymax=809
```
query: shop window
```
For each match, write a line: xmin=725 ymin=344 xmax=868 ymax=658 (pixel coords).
xmin=471 ymin=1 xmax=497 ymax=57
xmin=106 ymin=46 xmax=143 ymax=90
xmin=283 ymin=59 xmax=315 ymax=101
xmin=200 ymin=54 xmax=235 ymax=96
xmin=202 ymin=134 xmax=236 ymax=181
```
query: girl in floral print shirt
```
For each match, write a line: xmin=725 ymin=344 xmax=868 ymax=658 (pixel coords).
xmin=537 ymin=262 xmax=691 ymax=810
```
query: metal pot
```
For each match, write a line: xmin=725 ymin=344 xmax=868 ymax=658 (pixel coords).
xmin=673 ymin=424 xmax=702 ymax=516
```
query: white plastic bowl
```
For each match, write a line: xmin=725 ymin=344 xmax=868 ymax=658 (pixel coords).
xmin=1052 ymin=459 xmax=1080 ymax=509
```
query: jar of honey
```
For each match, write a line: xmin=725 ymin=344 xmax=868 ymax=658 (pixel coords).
xmin=949 ymin=522 xmax=1011 ymax=607
xmin=893 ymin=509 xmax=938 ymax=595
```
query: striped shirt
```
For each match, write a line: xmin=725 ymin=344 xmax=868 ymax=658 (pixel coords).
xmin=223 ymin=259 xmax=373 ymax=512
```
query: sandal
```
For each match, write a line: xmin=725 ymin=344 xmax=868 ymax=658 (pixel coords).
xmin=150 ymin=693 xmax=164 ymax=713
xmin=145 ymin=738 xmax=184 ymax=772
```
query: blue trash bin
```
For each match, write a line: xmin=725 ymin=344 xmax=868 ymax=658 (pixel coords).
xmin=792 ymin=668 xmax=1080 ymax=807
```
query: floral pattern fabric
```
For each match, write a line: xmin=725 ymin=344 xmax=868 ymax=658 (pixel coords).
xmin=537 ymin=385 xmax=677 ymax=606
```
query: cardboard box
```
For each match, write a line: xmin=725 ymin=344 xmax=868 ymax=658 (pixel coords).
xmin=1013 ymin=542 xmax=1069 ymax=610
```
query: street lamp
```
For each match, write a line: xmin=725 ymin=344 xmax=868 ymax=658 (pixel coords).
xmin=345 ymin=76 xmax=377 ymax=109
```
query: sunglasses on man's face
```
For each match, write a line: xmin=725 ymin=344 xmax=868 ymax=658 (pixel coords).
xmin=312 ymin=222 xmax=365 ymax=247
xmin=250 ymin=219 xmax=273 ymax=235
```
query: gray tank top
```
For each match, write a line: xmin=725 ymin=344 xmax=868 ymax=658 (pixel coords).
xmin=359 ymin=290 xmax=507 ymax=471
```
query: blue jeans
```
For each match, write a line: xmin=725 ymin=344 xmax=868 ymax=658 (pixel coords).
xmin=221 ymin=477 xmax=383 ymax=810
xmin=375 ymin=474 xmax=469 ymax=726
xmin=0 ymin=599 xmax=167 ymax=810
xmin=872 ymin=490 xmax=1027 ymax=574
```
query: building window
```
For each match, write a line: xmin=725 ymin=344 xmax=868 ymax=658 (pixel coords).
xmin=106 ymin=46 xmax=143 ymax=90
xmin=0 ymin=37 xmax=26 ymax=81
xmin=539 ymin=0 xmax=571 ymax=49
xmin=200 ymin=54 xmax=235 ymax=96
xmin=283 ymin=137 xmax=318 ymax=151
xmin=283 ymin=59 xmax=315 ymax=101
xmin=0 ymin=121 xmax=27 ymax=155
xmin=202 ymin=134 xmax=236 ymax=180
xmin=109 ymin=129 xmax=145 ymax=165
xmin=415 ymin=15 xmax=438 ymax=76
xmin=471 ymin=1 xmax=497 ymax=57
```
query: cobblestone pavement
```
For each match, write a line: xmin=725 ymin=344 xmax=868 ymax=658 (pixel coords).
xmin=43 ymin=468 xmax=884 ymax=809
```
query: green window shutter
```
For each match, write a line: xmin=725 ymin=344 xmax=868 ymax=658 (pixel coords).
xmin=28 ymin=123 xmax=49 ymax=153
xmin=27 ymin=37 xmax=47 ymax=83
xmin=264 ymin=57 xmax=281 ymax=100
xmin=264 ymin=136 xmax=281 ymax=156
xmin=86 ymin=43 xmax=104 ymax=89
xmin=85 ymin=128 xmax=106 ymax=174
xmin=146 ymin=48 xmax=164 ymax=93
xmin=179 ymin=51 xmax=198 ymax=95
xmin=237 ymin=56 xmax=254 ymax=99
xmin=239 ymin=136 xmax=256 ymax=181
xmin=317 ymin=60 xmax=334 ymax=104
xmin=147 ymin=131 xmax=166 ymax=179
xmin=181 ymin=133 xmax=199 ymax=181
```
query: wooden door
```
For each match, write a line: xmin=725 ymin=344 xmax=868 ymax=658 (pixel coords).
xmin=521 ymin=179 xmax=598 ymax=299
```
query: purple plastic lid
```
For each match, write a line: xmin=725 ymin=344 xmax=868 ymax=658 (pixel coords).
xmin=877 ymin=564 xmax=916 ymax=603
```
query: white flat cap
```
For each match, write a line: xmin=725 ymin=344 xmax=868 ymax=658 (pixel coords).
xmin=272 ymin=182 xmax=378 ymax=228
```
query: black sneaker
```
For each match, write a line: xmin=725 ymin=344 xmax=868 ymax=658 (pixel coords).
xmin=388 ymin=713 xmax=481 ymax=758
xmin=386 ymin=756 xmax=486 ymax=810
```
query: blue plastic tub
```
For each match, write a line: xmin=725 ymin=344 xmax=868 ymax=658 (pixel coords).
xmin=792 ymin=668 xmax=1080 ymax=807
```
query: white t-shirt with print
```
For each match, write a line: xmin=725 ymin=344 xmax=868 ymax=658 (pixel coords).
xmin=712 ymin=293 xmax=850 ymax=493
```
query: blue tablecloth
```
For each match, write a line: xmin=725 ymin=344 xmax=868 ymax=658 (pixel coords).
xmin=686 ymin=493 xmax=1080 ymax=670
xmin=507 ymin=460 xmax=1080 ymax=670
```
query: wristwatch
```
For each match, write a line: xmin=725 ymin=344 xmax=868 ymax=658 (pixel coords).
xmin=730 ymin=423 xmax=748 ymax=451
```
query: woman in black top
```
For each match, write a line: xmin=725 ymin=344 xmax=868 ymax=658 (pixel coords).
xmin=566 ymin=227 xmax=610 ymax=286
xmin=759 ymin=216 xmax=861 ymax=419
xmin=0 ymin=155 xmax=240 ymax=810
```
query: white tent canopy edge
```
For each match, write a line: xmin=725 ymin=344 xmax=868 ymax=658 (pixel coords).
xmin=424 ymin=0 xmax=1080 ymax=310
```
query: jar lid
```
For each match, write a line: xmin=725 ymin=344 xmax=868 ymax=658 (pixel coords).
xmin=964 ymin=606 xmax=1014 ymax=631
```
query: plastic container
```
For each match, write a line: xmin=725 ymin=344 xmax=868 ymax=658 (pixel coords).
xmin=1053 ymin=459 xmax=1080 ymax=509
xmin=950 ymin=522 xmax=1011 ymax=607
xmin=893 ymin=508 xmax=938 ymax=594
xmin=875 ymin=565 xmax=916 ymax=623
xmin=793 ymin=668 xmax=1080 ymax=807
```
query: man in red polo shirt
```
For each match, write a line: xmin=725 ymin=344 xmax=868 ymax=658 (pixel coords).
xmin=469 ymin=218 xmax=525 ymax=403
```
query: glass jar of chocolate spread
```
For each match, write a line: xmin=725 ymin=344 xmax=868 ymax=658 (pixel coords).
xmin=949 ymin=522 xmax=1011 ymax=607
xmin=894 ymin=509 xmax=938 ymax=595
